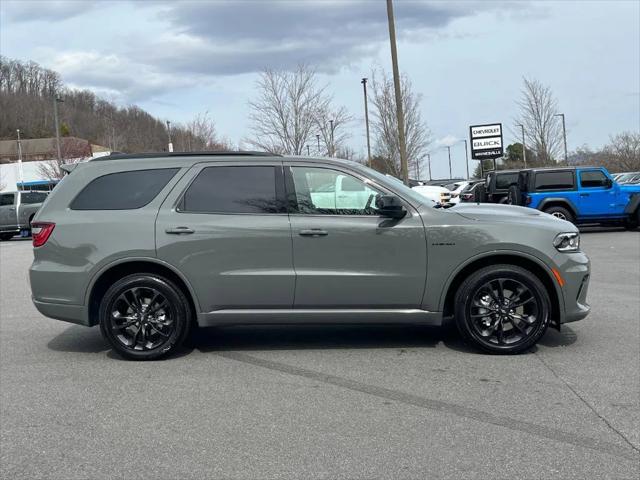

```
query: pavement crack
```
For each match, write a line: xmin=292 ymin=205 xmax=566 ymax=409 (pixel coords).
xmin=534 ymin=351 xmax=640 ymax=455
xmin=218 ymin=351 xmax=639 ymax=461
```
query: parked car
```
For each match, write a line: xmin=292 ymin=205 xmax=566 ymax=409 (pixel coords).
xmin=459 ymin=180 xmax=486 ymax=203
xmin=483 ymin=170 xmax=521 ymax=204
xmin=0 ymin=190 xmax=49 ymax=240
xmin=30 ymin=152 xmax=590 ymax=359
xmin=445 ymin=180 xmax=471 ymax=204
xmin=411 ymin=184 xmax=452 ymax=204
xmin=617 ymin=172 xmax=640 ymax=185
xmin=508 ymin=166 xmax=640 ymax=228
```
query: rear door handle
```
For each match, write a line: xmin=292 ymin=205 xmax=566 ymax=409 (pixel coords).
xmin=165 ymin=226 xmax=195 ymax=235
xmin=299 ymin=229 xmax=328 ymax=237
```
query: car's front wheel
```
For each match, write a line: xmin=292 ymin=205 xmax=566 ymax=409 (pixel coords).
xmin=454 ymin=265 xmax=551 ymax=354
xmin=543 ymin=205 xmax=575 ymax=224
xmin=99 ymin=274 xmax=192 ymax=360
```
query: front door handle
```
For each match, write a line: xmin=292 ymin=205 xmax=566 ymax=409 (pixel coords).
xmin=165 ymin=226 xmax=195 ymax=235
xmin=579 ymin=193 xmax=590 ymax=197
xmin=299 ymin=229 xmax=328 ymax=237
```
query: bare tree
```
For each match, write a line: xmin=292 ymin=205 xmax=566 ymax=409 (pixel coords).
xmin=600 ymin=131 xmax=640 ymax=172
xmin=516 ymin=78 xmax=563 ymax=165
xmin=247 ymin=65 xmax=330 ymax=155
xmin=37 ymin=138 xmax=92 ymax=180
xmin=369 ymin=68 xmax=430 ymax=177
xmin=313 ymin=105 xmax=353 ymax=157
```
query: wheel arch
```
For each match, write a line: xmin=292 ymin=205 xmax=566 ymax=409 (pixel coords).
xmin=537 ymin=198 xmax=578 ymax=218
xmin=440 ymin=252 xmax=563 ymax=329
xmin=86 ymin=258 xmax=200 ymax=326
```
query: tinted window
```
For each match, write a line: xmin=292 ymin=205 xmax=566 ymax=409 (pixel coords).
xmin=0 ymin=194 xmax=15 ymax=206
xmin=21 ymin=192 xmax=48 ymax=204
xmin=495 ymin=173 xmax=519 ymax=190
xmin=534 ymin=171 xmax=575 ymax=191
xmin=70 ymin=168 xmax=178 ymax=210
xmin=580 ymin=170 xmax=609 ymax=188
xmin=181 ymin=166 xmax=280 ymax=214
xmin=290 ymin=166 xmax=381 ymax=215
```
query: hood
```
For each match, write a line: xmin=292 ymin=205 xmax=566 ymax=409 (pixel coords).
xmin=619 ymin=183 xmax=640 ymax=193
xmin=449 ymin=203 xmax=575 ymax=230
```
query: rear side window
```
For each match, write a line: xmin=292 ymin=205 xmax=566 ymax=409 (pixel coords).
xmin=21 ymin=192 xmax=48 ymax=204
xmin=580 ymin=170 xmax=609 ymax=188
xmin=495 ymin=173 xmax=518 ymax=189
xmin=0 ymin=194 xmax=15 ymax=206
xmin=181 ymin=166 xmax=280 ymax=214
xmin=70 ymin=168 xmax=178 ymax=210
xmin=534 ymin=171 xmax=575 ymax=191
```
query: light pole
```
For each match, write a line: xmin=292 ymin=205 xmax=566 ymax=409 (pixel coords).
xmin=306 ymin=145 xmax=310 ymax=156
xmin=329 ymin=119 xmax=334 ymax=157
xmin=361 ymin=78 xmax=372 ymax=167
xmin=446 ymin=146 xmax=452 ymax=179
xmin=426 ymin=153 xmax=432 ymax=181
xmin=53 ymin=96 xmax=63 ymax=162
xmin=516 ymin=123 xmax=527 ymax=168
xmin=316 ymin=134 xmax=321 ymax=154
xmin=462 ymin=139 xmax=470 ymax=179
xmin=386 ymin=0 xmax=409 ymax=185
xmin=16 ymin=129 xmax=24 ymax=189
xmin=554 ymin=113 xmax=568 ymax=163
xmin=166 ymin=120 xmax=173 ymax=152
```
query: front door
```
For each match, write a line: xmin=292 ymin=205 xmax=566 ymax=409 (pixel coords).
xmin=155 ymin=162 xmax=295 ymax=313
xmin=285 ymin=164 xmax=427 ymax=308
xmin=0 ymin=193 xmax=17 ymax=230
xmin=578 ymin=169 xmax=615 ymax=217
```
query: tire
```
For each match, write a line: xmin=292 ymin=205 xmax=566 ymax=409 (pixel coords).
xmin=508 ymin=185 xmax=522 ymax=206
xmin=624 ymin=209 xmax=639 ymax=230
xmin=454 ymin=264 xmax=551 ymax=354
xmin=99 ymin=273 xmax=192 ymax=360
xmin=0 ymin=233 xmax=14 ymax=241
xmin=543 ymin=205 xmax=575 ymax=224
xmin=474 ymin=185 xmax=487 ymax=203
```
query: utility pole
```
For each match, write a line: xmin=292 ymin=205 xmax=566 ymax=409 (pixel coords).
xmin=386 ymin=0 xmax=409 ymax=185
xmin=361 ymin=78 xmax=372 ymax=167
xmin=426 ymin=153 xmax=432 ymax=181
xmin=16 ymin=129 xmax=24 ymax=189
xmin=555 ymin=113 xmax=568 ymax=163
xmin=306 ymin=145 xmax=310 ymax=156
xmin=166 ymin=120 xmax=174 ymax=152
xmin=447 ymin=146 xmax=452 ymax=179
xmin=316 ymin=134 xmax=321 ymax=154
xmin=329 ymin=119 xmax=334 ymax=157
xmin=462 ymin=139 xmax=470 ymax=179
xmin=53 ymin=96 xmax=63 ymax=162
xmin=516 ymin=123 xmax=527 ymax=168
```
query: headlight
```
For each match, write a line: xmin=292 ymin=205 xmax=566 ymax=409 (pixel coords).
xmin=554 ymin=232 xmax=580 ymax=252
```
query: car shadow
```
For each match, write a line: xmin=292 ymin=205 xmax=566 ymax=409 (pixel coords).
xmin=47 ymin=322 xmax=578 ymax=359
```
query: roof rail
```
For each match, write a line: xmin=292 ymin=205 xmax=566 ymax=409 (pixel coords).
xmin=91 ymin=151 xmax=280 ymax=161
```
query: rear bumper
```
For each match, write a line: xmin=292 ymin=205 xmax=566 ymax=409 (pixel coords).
xmin=32 ymin=298 xmax=90 ymax=326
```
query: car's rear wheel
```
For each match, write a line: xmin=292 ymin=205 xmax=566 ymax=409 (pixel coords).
xmin=99 ymin=274 xmax=191 ymax=360
xmin=0 ymin=233 xmax=14 ymax=241
xmin=507 ymin=185 xmax=522 ymax=205
xmin=454 ymin=265 xmax=551 ymax=354
xmin=543 ymin=205 xmax=575 ymax=224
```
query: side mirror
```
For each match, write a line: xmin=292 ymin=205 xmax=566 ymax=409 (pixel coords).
xmin=605 ymin=178 xmax=613 ymax=188
xmin=375 ymin=195 xmax=407 ymax=219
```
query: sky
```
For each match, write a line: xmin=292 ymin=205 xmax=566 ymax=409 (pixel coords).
xmin=1 ymin=0 xmax=639 ymax=179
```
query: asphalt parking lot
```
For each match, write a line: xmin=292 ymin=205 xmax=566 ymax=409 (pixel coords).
xmin=1 ymin=230 xmax=638 ymax=479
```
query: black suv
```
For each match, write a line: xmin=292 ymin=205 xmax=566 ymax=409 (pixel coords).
xmin=474 ymin=170 xmax=520 ymax=203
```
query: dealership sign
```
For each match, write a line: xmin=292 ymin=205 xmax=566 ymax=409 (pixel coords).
xmin=469 ymin=123 xmax=503 ymax=159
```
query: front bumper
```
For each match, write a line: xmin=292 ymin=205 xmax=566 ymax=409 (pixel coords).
xmin=555 ymin=251 xmax=591 ymax=324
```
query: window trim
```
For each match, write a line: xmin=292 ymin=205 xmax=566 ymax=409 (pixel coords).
xmin=175 ymin=163 xmax=288 ymax=216
xmin=284 ymin=163 xmax=402 ymax=218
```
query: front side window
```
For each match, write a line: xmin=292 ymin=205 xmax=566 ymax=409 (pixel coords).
xmin=534 ymin=171 xmax=575 ymax=191
xmin=70 ymin=168 xmax=179 ymax=210
xmin=580 ymin=170 xmax=609 ymax=188
xmin=181 ymin=166 xmax=281 ymax=214
xmin=289 ymin=166 xmax=381 ymax=215
xmin=0 ymin=194 xmax=15 ymax=206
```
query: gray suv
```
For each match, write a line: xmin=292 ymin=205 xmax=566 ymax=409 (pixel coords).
xmin=29 ymin=152 xmax=590 ymax=360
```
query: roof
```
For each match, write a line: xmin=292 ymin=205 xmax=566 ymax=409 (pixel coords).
xmin=92 ymin=151 xmax=279 ymax=161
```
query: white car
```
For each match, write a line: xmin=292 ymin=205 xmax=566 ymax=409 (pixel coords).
xmin=411 ymin=185 xmax=452 ymax=205
xmin=444 ymin=181 xmax=471 ymax=204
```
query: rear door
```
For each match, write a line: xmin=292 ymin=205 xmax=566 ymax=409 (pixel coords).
xmin=285 ymin=162 xmax=427 ymax=308
xmin=155 ymin=161 xmax=295 ymax=313
xmin=0 ymin=193 xmax=17 ymax=230
xmin=578 ymin=169 xmax=616 ymax=216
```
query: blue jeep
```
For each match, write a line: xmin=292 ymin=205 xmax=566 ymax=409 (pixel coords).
xmin=508 ymin=166 xmax=640 ymax=228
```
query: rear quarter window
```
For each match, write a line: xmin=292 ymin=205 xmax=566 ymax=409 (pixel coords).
xmin=70 ymin=168 xmax=179 ymax=210
xmin=534 ymin=171 xmax=575 ymax=191
xmin=495 ymin=173 xmax=519 ymax=190
xmin=21 ymin=192 xmax=48 ymax=204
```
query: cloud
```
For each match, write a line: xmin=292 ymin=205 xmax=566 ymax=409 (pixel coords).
xmin=436 ymin=134 xmax=460 ymax=147
xmin=2 ymin=0 xmax=100 ymax=22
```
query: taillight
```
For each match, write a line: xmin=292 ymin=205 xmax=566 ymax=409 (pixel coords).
xmin=525 ymin=195 xmax=532 ymax=205
xmin=32 ymin=222 xmax=55 ymax=247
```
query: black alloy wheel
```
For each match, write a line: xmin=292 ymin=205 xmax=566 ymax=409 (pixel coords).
xmin=455 ymin=265 xmax=550 ymax=354
xmin=99 ymin=274 xmax=191 ymax=360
